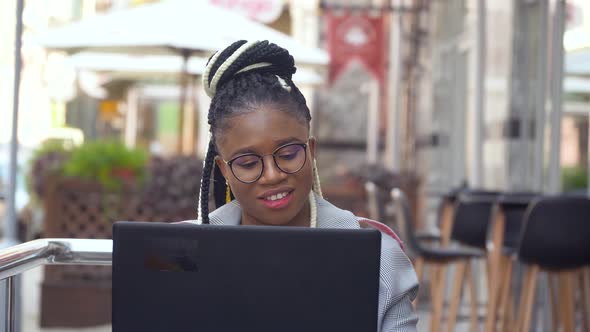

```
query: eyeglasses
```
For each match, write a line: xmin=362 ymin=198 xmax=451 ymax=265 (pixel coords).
xmin=223 ymin=142 xmax=308 ymax=184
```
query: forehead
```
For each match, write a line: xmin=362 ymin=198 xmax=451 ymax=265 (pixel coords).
xmin=216 ymin=108 xmax=309 ymax=156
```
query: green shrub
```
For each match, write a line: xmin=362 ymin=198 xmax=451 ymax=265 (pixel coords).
xmin=561 ymin=166 xmax=587 ymax=192
xmin=62 ymin=140 xmax=148 ymax=191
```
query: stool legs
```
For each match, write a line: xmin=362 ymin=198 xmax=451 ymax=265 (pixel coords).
xmin=558 ymin=272 xmax=575 ymax=332
xmin=484 ymin=264 xmax=501 ymax=332
xmin=549 ymin=274 xmax=559 ymax=332
xmin=501 ymin=264 xmax=515 ymax=332
xmin=414 ymin=257 xmax=424 ymax=284
xmin=496 ymin=257 xmax=513 ymax=332
xmin=412 ymin=257 xmax=424 ymax=308
xmin=437 ymin=260 xmax=480 ymax=332
xmin=516 ymin=265 xmax=539 ymax=332
xmin=581 ymin=267 xmax=590 ymax=332
xmin=514 ymin=267 xmax=586 ymax=332
xmin=484 ymin=254 xmax=517 ymax=332
xmin=446 ymin=262 xmax=467 ymax=331
xmin=485 ymin=255 xmax=510 ymax=332
xmin=430 ymin=264 xmax=448 ymax=332
xmin=466 ymin=262 xmax=479 ymax=331
xmin=484 ymin=211 xmax=505 ymax=332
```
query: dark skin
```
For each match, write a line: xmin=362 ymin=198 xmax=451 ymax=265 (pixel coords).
xmin=214 ymin=106 xmax=316 ymax=227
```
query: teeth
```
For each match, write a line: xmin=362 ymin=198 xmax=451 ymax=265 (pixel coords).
xmin=265 ymin=192 xmax=289 ymax=201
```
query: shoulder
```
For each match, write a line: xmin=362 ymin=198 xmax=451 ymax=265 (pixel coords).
xmin=314 ymin=195 xmax=404 ymax=252
xmin=368 ymin=218 xmax=418 ymax=321
xmin=356 ymin=217 xmax=418 ymax=297
xmin=355 ymin=217 xmax=418 ymax=328
xmin=357 ymin=218 xmax=405 ymax=252
xmin=314 ymin=195 xmax=359 ymax=228
xmin=208 ymin=200 xmax=242 ymax=225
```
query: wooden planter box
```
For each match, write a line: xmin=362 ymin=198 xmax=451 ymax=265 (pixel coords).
xmin=40 ymin=178 xmax=196 ymax=327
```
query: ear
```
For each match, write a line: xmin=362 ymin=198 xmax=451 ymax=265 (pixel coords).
xmin=214 ymin=156 xmax=230 ymax=180
xmin=308 ymin=137 xmax=316 ymax=159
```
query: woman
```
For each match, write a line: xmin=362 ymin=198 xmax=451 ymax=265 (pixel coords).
xmin=194 ymin=40 xmax=418 ymax=331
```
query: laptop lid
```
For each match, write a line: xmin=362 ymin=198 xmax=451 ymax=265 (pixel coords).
xmin=112 ymin=221 xmax=381 ymax=332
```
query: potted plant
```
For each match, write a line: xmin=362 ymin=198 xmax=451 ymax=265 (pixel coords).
xmin=38 ymin=139 xmax=148 ymax=328
xmin=562 ymin=166 xmax=587 ymax=192
xmin=62 ymin=140 xmax=147 ymax=191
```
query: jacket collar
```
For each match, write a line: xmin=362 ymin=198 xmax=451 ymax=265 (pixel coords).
xmin=209 ymin=192 xmax=360 ymax=229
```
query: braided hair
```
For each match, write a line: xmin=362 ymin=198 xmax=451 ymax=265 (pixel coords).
xmin=199 ymin=40 xmax=322 ymax=224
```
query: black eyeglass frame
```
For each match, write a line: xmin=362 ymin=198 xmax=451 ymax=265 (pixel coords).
xmin=222 ymin=141 xmax=309 ymax=184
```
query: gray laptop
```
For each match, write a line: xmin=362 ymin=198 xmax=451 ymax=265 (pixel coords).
xmin=112 ymin=221 xmax=381 ymax=332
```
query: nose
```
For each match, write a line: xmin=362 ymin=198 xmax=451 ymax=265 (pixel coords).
xmin=258 ymin=155 xmax=285 ymax=184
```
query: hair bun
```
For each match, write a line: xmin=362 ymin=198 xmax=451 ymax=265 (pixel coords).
xmin=202 ymin=40 xmax=296 ymax=98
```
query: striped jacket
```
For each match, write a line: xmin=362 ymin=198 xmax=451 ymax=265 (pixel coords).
xmin=186 ymin=194 xmax=419 ymax=331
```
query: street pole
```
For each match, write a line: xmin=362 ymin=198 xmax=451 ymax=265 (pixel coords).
xmin=547 ymin=0 xmax=566 ymax=194
xmin=365 ymin=80 xmax=380 ymax=165
xmin=2 ymin=2 xmax=24 ymax=331
xmin=384 ymin=0 xmax=403 ymax=171
xmin=533 ymin=0 xmax=549 ymax=192
xmin=587 ymin=113 xmax=590 ymax=195
xmin=178 ymin=50 xmax=191 ymax=155
xmin=473 ymin=0 xmax=486 ymax=187
xmin=5 ymin=0 xmax=24 ymax=245
xmin=124 ymin=87 xmax=138 ymax=148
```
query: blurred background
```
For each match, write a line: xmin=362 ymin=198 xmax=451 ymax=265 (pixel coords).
xmin=1 ymin=0 xmax=590 ymax=331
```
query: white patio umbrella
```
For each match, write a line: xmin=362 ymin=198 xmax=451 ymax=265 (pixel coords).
xmin=35 ymin=0 xmax=328 ymax=65
xmin=65 ymin=52 xmax=325 ymax=155
xmin=35 ymin=0 xmax=329 ymax=152
xmin=66 ymin=53 xmax=325 ymax=86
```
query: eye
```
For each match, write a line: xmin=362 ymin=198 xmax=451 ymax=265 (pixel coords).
xmin=277 ymin=145 xmax=302 ymax=160
xmin=278 ymin=152 xmax=297 ymax=160
xmin=233 ymin=155 xmax=260 ymax=169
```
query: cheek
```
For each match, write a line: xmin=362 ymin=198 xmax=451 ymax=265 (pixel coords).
xmin=297 ymin=164 xmax=314 ymax=189
xmin=228 ymin=181 xmax=250 ymax=200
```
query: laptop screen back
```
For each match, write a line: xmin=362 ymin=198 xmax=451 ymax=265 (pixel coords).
xmin=112 ymin=222 xmax=381 ymax=332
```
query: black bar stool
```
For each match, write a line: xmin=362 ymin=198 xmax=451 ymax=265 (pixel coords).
xmin=392 ymin=189 xmax=488 ymax=332
xmin=514 ymin=195 xmax=590 ymax=332
xmin=484 ymin=192 xmax=539 ymax=332
xmin=440 ymin=191 xmax=500 ymax=331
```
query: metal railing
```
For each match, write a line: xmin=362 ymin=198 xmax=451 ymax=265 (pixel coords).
xmin=0 ymin=239 xmax=112 ymax=332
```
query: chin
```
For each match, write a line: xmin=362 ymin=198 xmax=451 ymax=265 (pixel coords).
xmin=263 ymin=219 xmax=292 ymax=226
xmin=259 ymin=212 xmax=297 ymax=226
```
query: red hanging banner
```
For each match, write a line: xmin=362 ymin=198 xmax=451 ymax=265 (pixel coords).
xmin=326 ymin=10 xmax=387 ymax=85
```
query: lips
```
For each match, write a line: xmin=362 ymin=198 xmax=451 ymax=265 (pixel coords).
xmin=258 ymin=187 xmax=293 ymax=200
xmin=258 ymin=187 xmax=294 ymax=209
xmin=263 ymin=191 xmax=290 ymax=201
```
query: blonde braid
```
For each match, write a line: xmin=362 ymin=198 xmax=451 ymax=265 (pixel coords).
xmin=235 ymin=62 xmax=272 ymax=74
xmin=309 ymin=191 xmax=317 ymax=228
xmin=309 ymin=158 xmax=321 ymax=228
xmin=312 ymin=158 xmax=323 ymax=197
xmin=208 ymin=40 xmax=260 ymax=98
xmin=202 ymin=50 xmax=222 ymax=97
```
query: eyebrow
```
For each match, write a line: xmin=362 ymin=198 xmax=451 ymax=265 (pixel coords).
xmin=229 ymin=137 xmax=305 ymax=158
